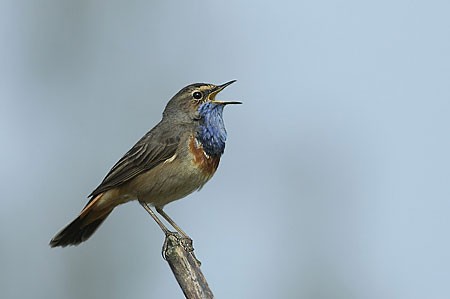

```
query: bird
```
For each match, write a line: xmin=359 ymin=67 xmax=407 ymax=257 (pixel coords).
xmin=50 ymin=80 xmax=241 ymax=248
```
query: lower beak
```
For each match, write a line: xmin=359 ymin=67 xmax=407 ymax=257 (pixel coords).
xmin=215 ymin=100 xmax=242 ymax=105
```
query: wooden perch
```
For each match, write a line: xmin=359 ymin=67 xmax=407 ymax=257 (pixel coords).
xmin=163 ymin=233 xmax=214 ymax=299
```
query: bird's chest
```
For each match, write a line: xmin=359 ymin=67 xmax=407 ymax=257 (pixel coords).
xmin=188 ymin=136 xmax=221 ymax=179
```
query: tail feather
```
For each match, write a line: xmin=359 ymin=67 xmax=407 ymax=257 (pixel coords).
xmin=50 ymin=192 xmax=115 ymax=247
xmin=50 ymin=209 xmax=112 ymax=248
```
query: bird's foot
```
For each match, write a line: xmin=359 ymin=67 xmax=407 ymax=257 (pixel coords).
xmin=162 ymin=231 xmax=196 ymax=259
xmin=180 ymin=236 xmax=194 ymax=252
xmin=162 ymin=231 xmax=177 ymax=260
xmin=177 ymin=236 xmax=201 ymax=266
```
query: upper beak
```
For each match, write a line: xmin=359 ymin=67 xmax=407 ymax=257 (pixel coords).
xmin=209 ymin=80 xmax=242 ymax=105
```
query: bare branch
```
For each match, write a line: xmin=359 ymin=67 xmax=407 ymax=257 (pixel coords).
xmin=163 ymin=233 xmax=214 ymax=299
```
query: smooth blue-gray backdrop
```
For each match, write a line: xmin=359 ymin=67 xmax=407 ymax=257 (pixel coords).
xmin=1 ymin=1 xmax=449 ymax=298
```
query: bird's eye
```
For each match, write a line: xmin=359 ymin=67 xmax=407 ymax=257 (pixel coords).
xmin=192 ymin=91 xmax=203 ymax=100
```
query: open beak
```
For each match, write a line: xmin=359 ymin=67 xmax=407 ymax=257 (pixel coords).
xmin=209 ymin=80 xmax=242 ymax=105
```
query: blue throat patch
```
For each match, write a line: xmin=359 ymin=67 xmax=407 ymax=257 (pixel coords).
xmin=196 ymin=102 xmax=227 ymax=157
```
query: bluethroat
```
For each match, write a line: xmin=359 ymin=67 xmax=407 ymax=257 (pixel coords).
xmin=50 ymin=80 xmax=240 ymax=247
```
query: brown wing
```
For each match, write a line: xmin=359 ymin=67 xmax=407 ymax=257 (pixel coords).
xmin=88 ymin=128 xmax=180 ymax=199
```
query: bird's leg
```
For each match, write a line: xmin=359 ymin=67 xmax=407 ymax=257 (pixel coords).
xmin=140 ymin=201 xmax=181 ymax=259
xmin=139 ymin=202 xmax=194 ymax=259
xmin=139 ymin=201 xmax=174 ymax=235
xmin=155 ymin=207 xmax=190 ymax=238
xmin=156 ymin=207 xmax=194 ymax=252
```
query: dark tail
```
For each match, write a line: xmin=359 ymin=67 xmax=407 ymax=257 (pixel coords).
xmin=50 ymin=192 xmax=116 ymax=247
xmin=50 ymin=207 xmax=112 ymax=248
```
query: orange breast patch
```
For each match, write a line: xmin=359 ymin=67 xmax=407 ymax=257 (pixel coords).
xmin=189 ymin=136 xmax=220 ymax=177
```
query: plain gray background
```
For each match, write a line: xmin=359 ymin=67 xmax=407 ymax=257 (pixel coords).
xmin=1 ymin=1 xmax=449 ymax=298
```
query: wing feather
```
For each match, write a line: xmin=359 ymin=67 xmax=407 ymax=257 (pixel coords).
xmin=88 ymin=128 xmax=180 ymax=198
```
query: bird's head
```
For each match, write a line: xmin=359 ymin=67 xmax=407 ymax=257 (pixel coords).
xmin=163 ymin=80 xmax=241 ymax=123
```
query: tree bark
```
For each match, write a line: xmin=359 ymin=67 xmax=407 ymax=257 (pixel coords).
xmin=163 ymin=233 xmax=214 ymax=299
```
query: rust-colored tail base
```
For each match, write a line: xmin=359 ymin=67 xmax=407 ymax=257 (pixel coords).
xmin=50 ymin=193 xmax=114 ymax=248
